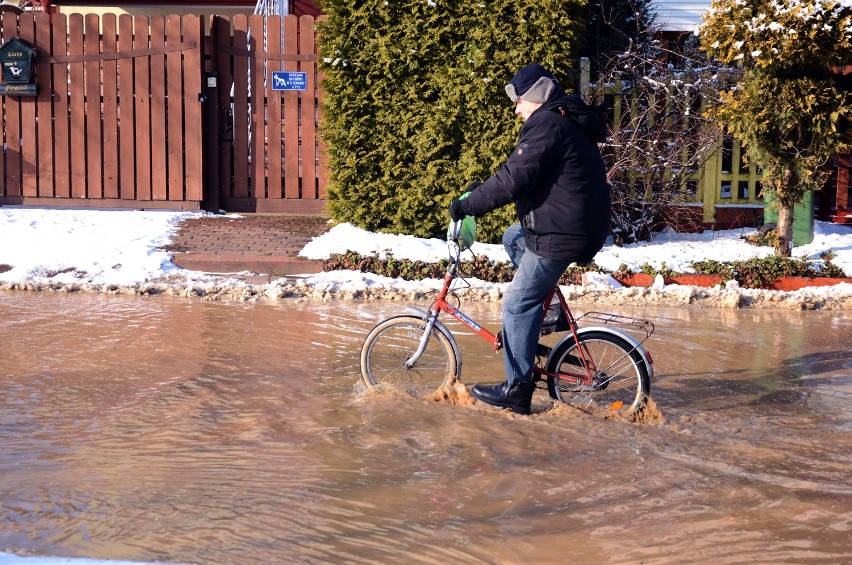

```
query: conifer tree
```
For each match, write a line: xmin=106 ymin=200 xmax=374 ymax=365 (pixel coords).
xmin=698 ymin=0 xmax=852 ymax=256
xmin=316 ymin=0 xmax=586 ymax=241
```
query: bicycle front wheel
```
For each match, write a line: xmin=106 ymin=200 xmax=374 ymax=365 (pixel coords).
xmin=360 ymin=315 xmax=458 ymax=396
xmin=546 ymin=330 xmax=650 ymax=413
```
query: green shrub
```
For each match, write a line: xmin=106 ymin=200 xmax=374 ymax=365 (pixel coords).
xmin=639 ymin=261 xmax=676 ymax=278
xmin=317 ymin=0 xmax=586 ymax=242
xmin=690 ymin=256 xmax=848 ymax=288
xmin=323 ymin=252 xmax=848 ymax=288
xmin=322 ymin=250 xmax=515 ymax=282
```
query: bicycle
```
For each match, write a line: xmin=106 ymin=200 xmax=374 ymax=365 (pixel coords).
xmin=359 ymin=221 xmax=655 ymax=416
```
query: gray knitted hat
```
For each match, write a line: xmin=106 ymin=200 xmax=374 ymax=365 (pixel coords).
xmin=505 ymin=63 xmax=558 ymax=104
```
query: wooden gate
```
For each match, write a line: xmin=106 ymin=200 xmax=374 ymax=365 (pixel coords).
xmin=0 ymin=11 xmax=203 ymax=208
xmin=0 ymin=12 xmax=327 ymax=213
xmin=207 ymin=14 xmax=326 ymax=214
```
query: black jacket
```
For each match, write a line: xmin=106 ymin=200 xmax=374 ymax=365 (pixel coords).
xmin=459 ymin=93 xmax=611 ymax=263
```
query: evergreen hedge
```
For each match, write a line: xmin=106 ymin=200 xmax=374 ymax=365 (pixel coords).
xmin=316 ymin=0 xmax=587 ymax=242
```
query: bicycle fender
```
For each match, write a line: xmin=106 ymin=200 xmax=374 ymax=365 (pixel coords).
xmin=555 ymin=326 xmax=654 ymax=379
xmin=405 ymin=307 xmax=463 ymax=379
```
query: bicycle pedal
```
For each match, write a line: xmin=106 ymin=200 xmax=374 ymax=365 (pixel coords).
xmin=536 ymin=343 xmax=552 ymax=357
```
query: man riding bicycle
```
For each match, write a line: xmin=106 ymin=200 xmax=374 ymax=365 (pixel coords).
xmin=448 ymin=63 xmax=611 ymax=415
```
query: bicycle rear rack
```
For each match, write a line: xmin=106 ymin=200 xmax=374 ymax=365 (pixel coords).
xmin=576 ymin=311 xmax=655 ymax=342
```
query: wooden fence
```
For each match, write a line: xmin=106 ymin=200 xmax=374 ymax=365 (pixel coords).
xmin=0 ymin=12 xmax=203 ymax=208
xmin=0 ymin=12 xmax=326 ymax=213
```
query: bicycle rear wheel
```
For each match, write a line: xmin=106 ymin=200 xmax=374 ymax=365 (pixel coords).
xmin=546 ymin=330 xmax=650 ymax=413
xmin=360 ymin=315 xmax=458 ymax=396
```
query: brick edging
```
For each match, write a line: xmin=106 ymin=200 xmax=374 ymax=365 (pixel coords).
xmin=613 ymin=273 xmax=852 ymax=290
xmin=171 ymin=253 xmax=324 ymax=276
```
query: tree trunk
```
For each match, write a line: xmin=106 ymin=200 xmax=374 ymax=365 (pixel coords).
xmin=775 ymin=201 xmax=794 ymax=257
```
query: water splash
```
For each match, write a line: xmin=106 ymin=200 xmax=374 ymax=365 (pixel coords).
xmin=429 ymin=379 xmax=476 ymax=405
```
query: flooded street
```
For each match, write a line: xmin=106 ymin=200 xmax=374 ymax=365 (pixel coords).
xmin=1 ymin=291 xmax=850 ymax=564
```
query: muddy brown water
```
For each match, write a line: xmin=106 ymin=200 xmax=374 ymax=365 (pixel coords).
xmin=1 ymin=291 xmax=850 ymax=564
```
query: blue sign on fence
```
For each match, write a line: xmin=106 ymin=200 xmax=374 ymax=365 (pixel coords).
xmin=271 ymin=71 xmax=307 ymax=91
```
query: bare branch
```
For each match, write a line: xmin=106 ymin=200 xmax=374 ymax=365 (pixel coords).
xmin=591 ymin=33 xmax=741 ymax=244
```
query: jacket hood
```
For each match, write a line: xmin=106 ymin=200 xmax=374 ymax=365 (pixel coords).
xmin=544 ymin=93 xmax=608 ymax=143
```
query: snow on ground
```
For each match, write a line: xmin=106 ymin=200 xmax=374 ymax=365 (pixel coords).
xmin=1 ymin=207 xmax=851 ymax=309
xmin=300 ymin=219 xmax=852 ymax=275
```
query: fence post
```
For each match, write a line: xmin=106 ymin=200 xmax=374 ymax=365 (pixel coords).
xmin=579 ymin=57 xmax=590 ymax=104
xmin=199 ymin=16 xmax=219 ymax=211
xmin=202 ymin=69 xmax=220 ymax=212
xmin=702 ymin=138 xmax=721 ymax=224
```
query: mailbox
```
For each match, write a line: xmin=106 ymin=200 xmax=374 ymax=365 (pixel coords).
xmin=0 ymin=36 xmax=38 ymax=96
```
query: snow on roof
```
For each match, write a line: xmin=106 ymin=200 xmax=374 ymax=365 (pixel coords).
xmin=654 ymin=0 xmax=710 ymax=32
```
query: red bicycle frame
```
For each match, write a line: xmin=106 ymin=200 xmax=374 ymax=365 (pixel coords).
xmin=428 ymin=261 xmax=599 ymax=387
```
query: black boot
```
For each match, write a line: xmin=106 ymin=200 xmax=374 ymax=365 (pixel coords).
xmin=470 ymin=380 xmax=536 ymax=415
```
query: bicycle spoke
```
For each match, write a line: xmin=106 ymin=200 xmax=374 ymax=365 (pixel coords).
xmin=546 ymin=331 xmax=650 ymax=414
xmin=361 ymin=316 xmax=457 ymax=396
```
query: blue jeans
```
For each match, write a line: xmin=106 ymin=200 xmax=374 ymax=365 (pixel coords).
xmin=501 ymin=245 xmax=571 ymax=386
xmin=502 ymin=223 xmax=526 ymax=269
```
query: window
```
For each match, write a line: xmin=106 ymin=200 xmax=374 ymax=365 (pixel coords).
xmin=721 ymin=137 xmax=734 ymax=174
